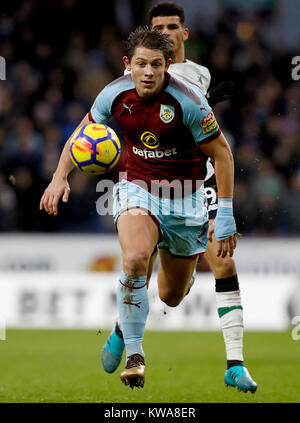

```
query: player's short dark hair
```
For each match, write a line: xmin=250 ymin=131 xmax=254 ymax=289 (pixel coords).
xmin=148 ymin=2 xmax=185 ymax=25
xmin=125 ymin=26 xmax=173 ymax=63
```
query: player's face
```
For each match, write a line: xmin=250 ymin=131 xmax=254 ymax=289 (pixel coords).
xmin=123 ymin=47 xmax=171 ymax=98
xmin=151 ymin=16 xmax=189 ymax=56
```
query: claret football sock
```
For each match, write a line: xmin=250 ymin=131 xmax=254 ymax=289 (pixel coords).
xmin=117 ymin=271 xmax=149 ymax=360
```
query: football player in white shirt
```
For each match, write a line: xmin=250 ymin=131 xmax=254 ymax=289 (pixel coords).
xmin=102 ymin=2 xmax=257 ymax=394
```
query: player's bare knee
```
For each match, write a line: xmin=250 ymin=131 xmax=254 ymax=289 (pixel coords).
xmin=159 ymin=290 xmax=183 ymax=307
xmin=123 ymin=249 xmax=151 ymax=275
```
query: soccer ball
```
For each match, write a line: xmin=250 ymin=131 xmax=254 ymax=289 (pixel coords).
xmin=69 ymin=123 xmax=121 ymax=175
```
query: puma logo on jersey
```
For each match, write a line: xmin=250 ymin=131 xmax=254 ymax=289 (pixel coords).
xmin=123 ymin=103 xmax=133 ymax=114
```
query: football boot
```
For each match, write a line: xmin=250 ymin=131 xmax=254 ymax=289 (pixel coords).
xmin=120 ymin=354 xmax=145 ymax=389
xmin=225 ymin=365 xmax=257 ymax=393
xmin=101 ymin=322 xmax=125 ymax=373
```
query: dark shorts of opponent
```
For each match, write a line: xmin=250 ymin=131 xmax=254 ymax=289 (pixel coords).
xmin=204 ymin=173 xmax=218 ymax=220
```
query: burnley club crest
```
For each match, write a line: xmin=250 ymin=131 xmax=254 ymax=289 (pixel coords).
xmin=160 ymin=104 xmax=175 ymax=123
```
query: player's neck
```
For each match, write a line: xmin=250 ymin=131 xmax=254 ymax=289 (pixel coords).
xmin=172 ymin=45 xmax=185 ymax=64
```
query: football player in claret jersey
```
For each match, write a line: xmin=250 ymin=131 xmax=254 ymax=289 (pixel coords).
xmin=40 ymin=27 xmax=238 ymax=389
xmin=101 ymin=2 xmax=257 ymax=393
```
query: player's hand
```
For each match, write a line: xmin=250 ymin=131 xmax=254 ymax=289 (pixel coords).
xmin=208 ymin=223 xmax=237 ymax=257
xmin=207 ymin=198 xmax=237 ymax=257
xmin=206 ymin=80 xmax=234 ymax=108
xmin=39 ymin=175 xmax=70 ymax=216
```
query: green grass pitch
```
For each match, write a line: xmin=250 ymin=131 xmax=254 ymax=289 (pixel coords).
xmin=0 ymin=329 xmax=299 ymax=403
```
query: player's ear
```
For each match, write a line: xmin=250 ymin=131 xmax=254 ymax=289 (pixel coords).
xmin=165 ymin=58 xmax=173 ymax=71
xmin=123 ymin=56 xmax=131 ymax=70
xmin=183 ymin=27 xmax=189 ymax=41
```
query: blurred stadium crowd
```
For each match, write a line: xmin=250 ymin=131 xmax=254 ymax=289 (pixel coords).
xmin=0 ymin=0 xmax=299 ymax=234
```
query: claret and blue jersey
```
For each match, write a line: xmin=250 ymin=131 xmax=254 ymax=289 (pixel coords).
xmin=89 ymin=72 xmax=221 ymax=191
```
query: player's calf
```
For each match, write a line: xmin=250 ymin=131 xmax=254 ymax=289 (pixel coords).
xmin=159 ymin=289 xmax=185 ymax=307
xmin=159 ymin=269 xmax=196 ymax=306
xmin=216 ymin=277 xmax=244 ymax=367
xmin=117 ymin=271 xmax=148 ymax=364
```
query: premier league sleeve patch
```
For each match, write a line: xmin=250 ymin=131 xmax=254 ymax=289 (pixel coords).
xmin=160 ymin=104 xmax=175 ymax=123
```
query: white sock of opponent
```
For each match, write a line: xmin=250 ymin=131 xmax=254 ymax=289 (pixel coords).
xmin=215 ymin=275 xmax=244 ymax=367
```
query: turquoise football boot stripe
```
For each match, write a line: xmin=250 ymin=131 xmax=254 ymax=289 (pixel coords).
xmin=101 ymin=323 xmax=125 ymax=373
xmin=224 ymin=365 xmax=257 ymax=393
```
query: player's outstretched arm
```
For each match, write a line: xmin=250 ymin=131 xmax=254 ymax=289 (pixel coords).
xmin=199 ymin=133 xmax=237 ymax=257
xmin=40 ymin=113 xmax=92 ymax=216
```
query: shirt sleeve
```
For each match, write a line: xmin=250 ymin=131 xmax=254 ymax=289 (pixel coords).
xmin=198 ymin=65 xmax=211 ymax=95
xmin=90 ymin=87 xmax=112 ymax=124
xmin=185 ymin=94 xmax=221 ymax=144
xmin=169 ymin=61 xmax=211 ymax=95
